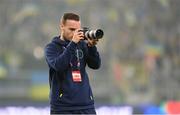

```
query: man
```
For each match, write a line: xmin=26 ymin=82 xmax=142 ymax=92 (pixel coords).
xmin=45 ymin=12 xmax=101 ymax=114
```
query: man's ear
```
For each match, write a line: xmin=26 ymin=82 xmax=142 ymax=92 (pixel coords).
xmin=60 ymin=23 xmax=64 ymax=30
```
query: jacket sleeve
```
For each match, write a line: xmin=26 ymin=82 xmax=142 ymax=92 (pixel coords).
xmin=86 ymin=46 xmax=101 ymax=69
xmin=45 ymin=41 xmax=77 ymax=72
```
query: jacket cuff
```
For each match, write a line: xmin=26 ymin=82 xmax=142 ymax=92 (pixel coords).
xmin=88 ymin=46 xmax=97 ymax=53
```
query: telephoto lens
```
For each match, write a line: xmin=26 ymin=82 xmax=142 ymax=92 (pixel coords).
xmin=82 ymin=27 xmax=104 ymax=40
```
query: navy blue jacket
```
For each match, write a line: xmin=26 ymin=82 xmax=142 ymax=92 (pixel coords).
xmin=45 ymin=36 xmax=101 ymax=112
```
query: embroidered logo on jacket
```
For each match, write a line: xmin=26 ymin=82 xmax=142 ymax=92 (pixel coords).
xmin=75 ymin=49 xmax=84 ymax=59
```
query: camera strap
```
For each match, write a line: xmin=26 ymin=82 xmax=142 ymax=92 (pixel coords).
xmin=70 ymin=47 xmax=81 ymax=71
xmin=60 ymin=40 xmax=82 ymax=82
xmin=71 ymin=45 xmax=82 ymax=82
xmin=76 ymin=48 xmax=80 ymax=69
xmin=60 ymin=46 xmax=81 ymax=71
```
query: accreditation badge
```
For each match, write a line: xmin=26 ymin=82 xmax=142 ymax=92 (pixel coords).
xmin=72 ymin=70 xmax=82 ymax=82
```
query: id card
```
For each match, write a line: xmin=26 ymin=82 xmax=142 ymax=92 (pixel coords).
xmin=72 ymin=71 xmax=82 ymax=82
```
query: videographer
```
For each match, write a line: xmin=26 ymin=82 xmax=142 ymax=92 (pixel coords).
xmin=45 ymin=12 xmax=102 ymax=114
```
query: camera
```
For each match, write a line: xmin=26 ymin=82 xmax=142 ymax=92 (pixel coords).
xmin=80 ymin=27 xmax=104 ymax=40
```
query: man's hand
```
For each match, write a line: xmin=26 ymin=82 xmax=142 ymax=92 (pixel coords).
xmin=87 ymin=39 xmax=99 ymax=47
xmin=72 ymin=29 xmax=84 ymax=43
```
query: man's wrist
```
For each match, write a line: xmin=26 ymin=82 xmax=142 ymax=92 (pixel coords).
xmin=87 ymin=43 xmax=95 ymax=47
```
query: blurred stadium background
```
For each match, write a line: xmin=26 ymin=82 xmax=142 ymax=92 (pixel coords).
xmin=0 ymin=0 xmax=180 ymax=114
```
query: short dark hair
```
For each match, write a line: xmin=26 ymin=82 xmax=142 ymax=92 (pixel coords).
xmin=61 ymin=13 xmax=80 ymax=24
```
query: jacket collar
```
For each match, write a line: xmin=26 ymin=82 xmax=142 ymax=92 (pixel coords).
xmin=53 ymin=36 xmax=70 ymax=47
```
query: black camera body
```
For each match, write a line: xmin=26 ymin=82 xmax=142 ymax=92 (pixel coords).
xmin=81 ymin=27 xmax=104 ymax=40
